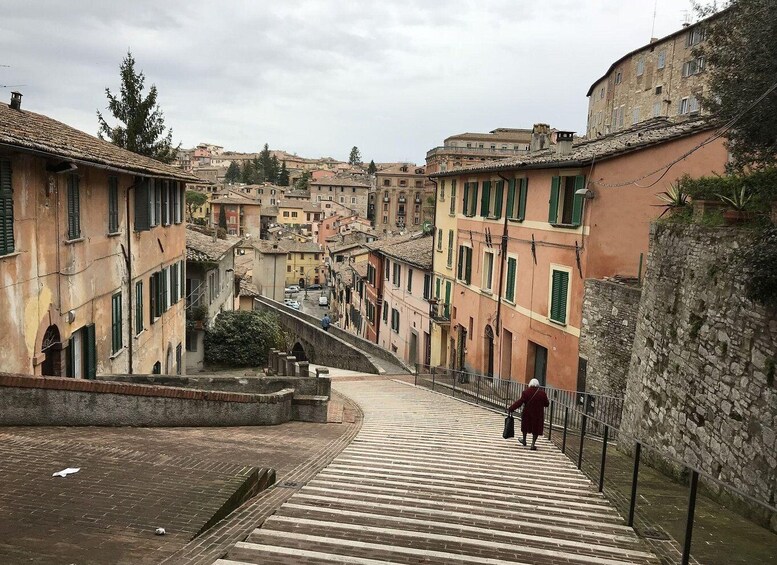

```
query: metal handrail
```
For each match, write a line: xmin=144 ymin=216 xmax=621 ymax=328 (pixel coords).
xmin=413 ymin=362 xmax=777 ymax=565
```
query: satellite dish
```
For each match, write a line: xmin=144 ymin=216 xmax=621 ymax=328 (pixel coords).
xmin=421 ymin=221 xmax=434 ymax=235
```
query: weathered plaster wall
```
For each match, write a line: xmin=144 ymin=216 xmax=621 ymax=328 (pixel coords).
xmin=621 ymin=224 xmax=777 ymax=529
xmin=579 ymin=279 xmax=642 ymax=397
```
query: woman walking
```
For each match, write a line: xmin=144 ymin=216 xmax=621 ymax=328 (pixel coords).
xmin=508 ymin=378 xmax=549 ymax=450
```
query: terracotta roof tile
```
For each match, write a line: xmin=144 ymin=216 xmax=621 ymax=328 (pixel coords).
xmin=186 ymin=228 xmax=240 ymax=262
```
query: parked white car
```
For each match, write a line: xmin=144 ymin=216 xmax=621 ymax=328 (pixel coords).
xmin=285 ymin=285 xmax=300 ymax=294
xmin=284 ymin=299 xmax=301 ymax=310
xmin=318 ymin=295 xmax=329 ymax=306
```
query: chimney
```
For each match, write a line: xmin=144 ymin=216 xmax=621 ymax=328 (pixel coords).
xmin=9 ymin=91 xmax=22 ymax=110
xmin=555 ymin=131 xmax=574 ymax=156
xmin=530 ymin=123 xmax=551 ymax=152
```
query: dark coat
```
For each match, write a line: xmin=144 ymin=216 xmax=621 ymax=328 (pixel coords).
xmin=509 ymin=386 xmax=549 ymax=435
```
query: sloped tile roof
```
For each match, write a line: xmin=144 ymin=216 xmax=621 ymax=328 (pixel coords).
xmin=378 ymin=234 xmax=433 ymax=270
xmin=186 ymin=228 xmax=240 ymax=262
xmin=0 ymin=102 xmax=199 ymax=182
xmin=433 ymin=117 xmax=716 ymax=177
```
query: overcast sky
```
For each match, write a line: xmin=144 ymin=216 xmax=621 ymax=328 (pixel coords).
xmin=2 ymin=0 xmax=706 ymax=164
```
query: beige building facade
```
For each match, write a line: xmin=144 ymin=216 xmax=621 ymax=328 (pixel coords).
xmin=373 ymin=164 xmax=431 ymax=232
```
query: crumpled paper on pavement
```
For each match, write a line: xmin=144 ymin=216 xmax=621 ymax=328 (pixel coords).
xmin=52 ymin=467 xmax=80 ymax=477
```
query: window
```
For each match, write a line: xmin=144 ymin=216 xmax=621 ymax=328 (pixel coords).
xmin=366 ymin=263 xmax=376 ymax=285
xmin=462 ymin=181 xmax=479 ymax=216
xmin=135 ymin=281 xmax=143 ymax=334
xmin=506 ymin=178 xmax=528 ymax=221
xmin=392 ymin=262 xmax=401 ymax=286
xmin=689 ymin=95 xmax=700 ymax=114
xmin=111 ymin=292 xmax=122 ymax=354
xmin=655 ymin=85 xmax=663 ymax=95
xmin=150 ymin=273 xmax=158 ymax=322
xmin=67 ymin=173 xmax=81 ymax=240
xmin=385 ymin=259 xmax=390 ymax=280
xmin=599 ymin=87 xmax=605 ymax=99
xmin=457 ymin=245 xmax=472 ymax=284
xmin=636 ymin=58 xmax=644 ymax=76
xmin=653 ymin=101 xmax=662 ymax=117
xmin=391 ymin=308 xmax=400 ymax=332
xmin=449 ymin=180 xmax=457 ymax=215
xmin=173 ymin=182 xmax=182 ymax=224
xmin=549 ymin=175 xmax=585 ymax=226
xmin=152 ymin=361 xmax=161 ymax=375
xmin=423 ymin=273 xmax=431 ymax=300
xmin=383 ymin=179 xmax=390 ymax=186
xmin=351 ymin=197 xmax=356 ymax=204
xmin=479 ymin=180 xmax=504 ymax=218
xmin=407 ymin=268 xmax=413 ymax=293
xmin=657 ymin=50 xmax=666 ymax=69
xmin=632 ymin=107 xmax=640 ymax=125
xmin=614 ymin=70 xmax=622 ymax=85
xmin=153 ymin=179 xmax=162 ymax=227
xmin=482 ymin=251 xmax=494 ymax=292
xmin=292 ymin=211 xmax=298 ymax=218
xmin=383 ymin=302 xmax=389 ymax=322
xmin=415 ymin=180 xmax=423 ymax=188
xmin=171 ymin=263 xmax=179 ymax=304
xmin=108 ymin=176 xmax=119 ymax=233
xmin=549 ymin=268 xmax=570 ymax=325
xmin=679 ymin=97 xmax=690 ymax=115
xmin=447 ymin=230 xmax=454 ymax=268
xmin=439 ymin=180 xmax=445 ymax=201
xmin=437 ymin=229 xmax=443 ymax=251
xmin=161 ymin=180 xmax=169 ymax=225
xmin=0 ymin=159 xmax=14 ymax=255
xmin=283 ymin=211 xmax=289 ymax=217
xmin=687 ymin=27 xmax=705 ymax=47
xmin=505 ymin=257 xmax=517 ymax=303
xmin=682 ymin=57 xmax=705 ymax=77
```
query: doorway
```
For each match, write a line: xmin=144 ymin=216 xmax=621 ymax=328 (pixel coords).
xmin=501 ymin=329 xmax=513 ymax=380
xmin=409 ymin=331 xmax=418 ymax=366
xmin=528 ymin=341 xmax=548 ymax=386
xmin=484 ymin=325 xmax=494 ymax=378
xmin=41 ymin=325 xmax=62 ymax=376
xmin=456 ymin=325 xmax=467 ymax=372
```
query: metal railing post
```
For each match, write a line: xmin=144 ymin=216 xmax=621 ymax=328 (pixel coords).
xmin=577 ymin=413 xmax=587 ymax=469
xmin=682 ymin=470 xmax=700 ymax=565
xmin=598 ymin=425 xmax=609 ymax=492
xmin=475 ymin=374 xmax=480 ymax=405
xmin=548 ymin=400 xmax=554 ymax=440
xmin=414 ymin=363 xmax=418 ymax=386
xmin=452 ymin=368 xmax=457 ymax=398
xmin=562 ymin=406 xmax=569 ymax=454
xmin=628 ymin=442 xmax=642 ymax=527
xmin=432 ymin=367 xmax=436 ymax=390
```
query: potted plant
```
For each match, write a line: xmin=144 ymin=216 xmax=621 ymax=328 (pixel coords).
xmin=717 ymin=185 xmax=753 ymax=225
xmin=189 ymin=304 xmax=209 ymax=330
xmin=655 ymin=182 xmax=689 ymax=218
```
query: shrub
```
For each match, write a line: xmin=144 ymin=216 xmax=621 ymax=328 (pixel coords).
xmin=742 ymin=227 xmax=777 ymax=308
xmin=679 ymin=169 xmax=777 ymax=213
xmin=204 ymin=310 xmax=285 ymax=367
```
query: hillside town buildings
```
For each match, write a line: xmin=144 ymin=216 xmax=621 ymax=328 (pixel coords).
xmin=0 ymin=96 xmax=198 ymax=377
xmin=425 ymin=128 xmax=533 ymax=175
xmin=372 ymin=163 xmax=431 ymax=231
xmin=309 ymin=173 xmax=371 ymax=218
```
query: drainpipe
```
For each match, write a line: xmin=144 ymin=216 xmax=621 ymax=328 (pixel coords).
xmin=427 ymin=176 xmax=438 ymax=367
xmin=125 ymin=181 xmax=136 ymax=374
xmin=494 ymin=173 xmax=512 ymax=339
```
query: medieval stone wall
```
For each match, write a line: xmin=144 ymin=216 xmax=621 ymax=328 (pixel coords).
xmin=620 ymin=224 xmax=776 ymax=529
xmin=580 ymin=279 xmax=642 ymax=397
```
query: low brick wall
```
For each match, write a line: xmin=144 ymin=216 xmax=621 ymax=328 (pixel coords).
xmin=0 ymin=373 xmax=294 ymax=427
xmin=100 ymin=374 xmax=326 ymax=397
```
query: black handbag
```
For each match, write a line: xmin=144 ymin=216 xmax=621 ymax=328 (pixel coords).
xmin=503 ymin=413 xmax=515 ymax=439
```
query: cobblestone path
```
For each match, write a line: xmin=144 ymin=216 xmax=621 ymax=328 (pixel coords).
xmin=215 ymin=379 xmax=660 ymax=565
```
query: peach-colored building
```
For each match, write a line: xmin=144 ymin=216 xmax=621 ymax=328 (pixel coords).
xmin=431 ymin=118 xmax=727 ymax=391
xmin=0 ymin=95 xmax=198 ymax=377
xmin=210 ymin=195 xmax=262 ymax=237
xmin=376 ymin=235 xmax=434 ymax=366
xmin=373 ymin=163 xmax=432 ymax=232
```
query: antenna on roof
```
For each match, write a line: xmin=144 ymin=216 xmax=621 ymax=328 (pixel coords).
xmin=650 ymin=0 xmax=658 ymax=39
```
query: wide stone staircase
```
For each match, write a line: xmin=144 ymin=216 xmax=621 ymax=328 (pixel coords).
xmin=215 ymin=379 xmax=660 ymax=565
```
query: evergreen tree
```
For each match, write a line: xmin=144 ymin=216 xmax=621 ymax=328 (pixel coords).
xmin=295 ymin=170 xmax=312 ymax=191
xmin=278 ymin=161 xmax=290 ymax=186
xmin=348 ymin=146 xmax=362 ymax=165
xmin=240 ymin=161 xmax=254 ymax=184
xmin=252 ymin=156 xmax=265 ymax=183
xmin=218 ymin=204 xmax=227 ymax=230
xmin=259 ymin=144 xmax=273 ymax=182
xmin=270 ymin=155 xmax=280 ymax=183
xmin=185 ymin=190 xmax=207 ymax=222
xmin=97 ymin=51 xmax=179 ymax=163
xmin=224 ymin=161 xmax=241 ymax=184
xmin=697 ymin=0 xmax=777 ymax=170
xmin=367 ymin=160 xmax=377 ymax=174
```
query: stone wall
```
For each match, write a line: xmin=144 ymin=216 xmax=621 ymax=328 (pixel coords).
xmin=580 ymin=279 xmax=642 ymax=397
xmin=620 ymin=224 xmax=777 ymax=529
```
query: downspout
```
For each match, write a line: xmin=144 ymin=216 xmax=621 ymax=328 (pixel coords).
xmin=125 ymin=181 xmax=136 ymax=374
xmin=428 ymin=177 xmax=438 ymax=368
xmin=494 ymin=173 xmax=512 ymax=340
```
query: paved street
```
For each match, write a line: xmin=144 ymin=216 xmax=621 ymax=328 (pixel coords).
xmin=216 ymin=378 xmax=660 ymax=565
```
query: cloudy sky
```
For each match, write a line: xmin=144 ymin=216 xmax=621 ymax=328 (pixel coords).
xmin=2 ymin=0 xmax=706 ymax=164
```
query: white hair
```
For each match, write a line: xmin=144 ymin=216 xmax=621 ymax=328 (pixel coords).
xmin=529 ymin=378 xmax=540 ymax=388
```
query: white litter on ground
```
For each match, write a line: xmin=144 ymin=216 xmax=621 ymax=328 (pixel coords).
xmin=52 ymin=467 xmax=80 ymax=478
xmin=155 ymin=527 xmax=166 ymax=536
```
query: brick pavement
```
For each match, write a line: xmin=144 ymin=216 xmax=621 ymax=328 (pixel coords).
xmin=0 ymin=391 xmax=360 ymax=565
xmin=217 ymin=379 xmax=661 ymax=565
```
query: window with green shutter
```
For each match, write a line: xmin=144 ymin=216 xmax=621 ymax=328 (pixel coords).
xmin=468 ymin=182 xmax=479 ymax=216
xmin=407 ymin=268 xmax=413 ymax=293
xmin=111 ymin=292 xmax=122 ymax=354
xmin=435 ymin=277 xmax=441 ymax=299
xmin=383 ymin=302 xmax=389 ymax=322
xmin=517 ymin=178 xmax=528 ymax=221
xmin=153 ymin=180 xmax=162 ymax=227
xmin=446 ymin=230 xmax=454 ymax=268
xmin=171 ymin=263 xmax=178 ymax=303
xmin=161 ymin=180 xmax=169 ymax=226
xmin=108 ymin=176 xmax=119 ymax=233
xmin=506 ymin=179 xmax=516 ymax=219
xmin=149 ymin=274 xmax=157 ymax=322
xmin=135 ymin=281 xmax=144 ymax=334
xmin=85 ymin=324 xmax=97 ymax=379
xmin=549 ymin=176 xmax=585 ymax=226
xmin=493 ymin=180 xmax=504 ymax=219
xmin=161 ymin=268 xmax=169 ymax=312
xmin=67 ymin=174 xmax=81 ymax=240
xmin=462 ymin=182 xmax=469 ymax=215
xmin=458 ymin=246 xmax=472 ymax=284
xmin=0 ymin=159 xmax=14 ymax=256
xmin=449 ymin=180 xmax=457 ymax=215
xmin=480 ymin=181 xmax=491 ymax=217
xmin=134 ymin=178 xmax=150 ymax=231
xmin=549 ymin=269 xmax=570 ymax=324
xmin=548 ymin=176 xmax=560 ymax=224
xmin=437 ymin=229 xmax=443 ymax=251
xmin=505 ymin=257 xmax=517 ymax=302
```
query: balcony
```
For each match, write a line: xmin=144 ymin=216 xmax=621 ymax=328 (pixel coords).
xmin=398 ymin=196 xmax=406 ymax=203
xmin=383 ymin=196 xmax=390 ymax=202
xmin=428 ymin=299 xmax=450 ymax=324
xmin=397 ymin=209 xmax=406 ymax=216
xmin=426 ymin=145 xmax=529 ymax=160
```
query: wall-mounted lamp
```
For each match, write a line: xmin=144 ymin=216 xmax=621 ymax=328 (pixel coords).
xmin=65 ymin=310 xmax=76 ymax=324
xmin=575 ymin=188 xmax=595 ymax=200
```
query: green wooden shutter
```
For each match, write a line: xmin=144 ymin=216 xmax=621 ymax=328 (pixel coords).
xmin=462 ymin=182 xmax=469 ymax=215
xmin=506 ymin=258 xmax=516 ymax=302
xmin=435 ymin=277 xmax=441 ymax=298
xmin=161 ymin=180 xmax=169 ymax=225
xmin=65 ymin=340 xmax=74 ymax=377
xmin=518 ymin=178 xmax=528 ymax=221
xmin=470 ymin=182 xmax=479 ymax=216
xmin=457 ymin=246 xmax=464 ymax=279
xmin=108 ymin=177 xmax=119 ymax=233
xmin=134 ymin=178 xmax=150 ymax=231
xmin=135 ymin=281 xmax=143 ymax=333
xmin=548 ymin=176 xmax=560 ymax=224
xmin=450 ymin=180 xmax=457 ymax=214
xmin=506 ymin=179 xmax=516 ymax=219
xmin=571 ymin=175 xmax=586 ymax=226
xmin=0 ymin=159 xmax=14 ymax=255
xmin=85 ymin=324 xmax=97 ymax=379
xmin=465 ymin=247 xmax=472 ymax=284
xmin=493 ymin=181 xmax=504 ymax=219
xmin=67 ymin=174 xmax=81 ymax=239
xmin=480 ymin=181 xmax=491 ymax=217
xmin=550 ymin=270 xmax=569 ymax=324
xmin=447 ymin=230 xmax=454 ymax=267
